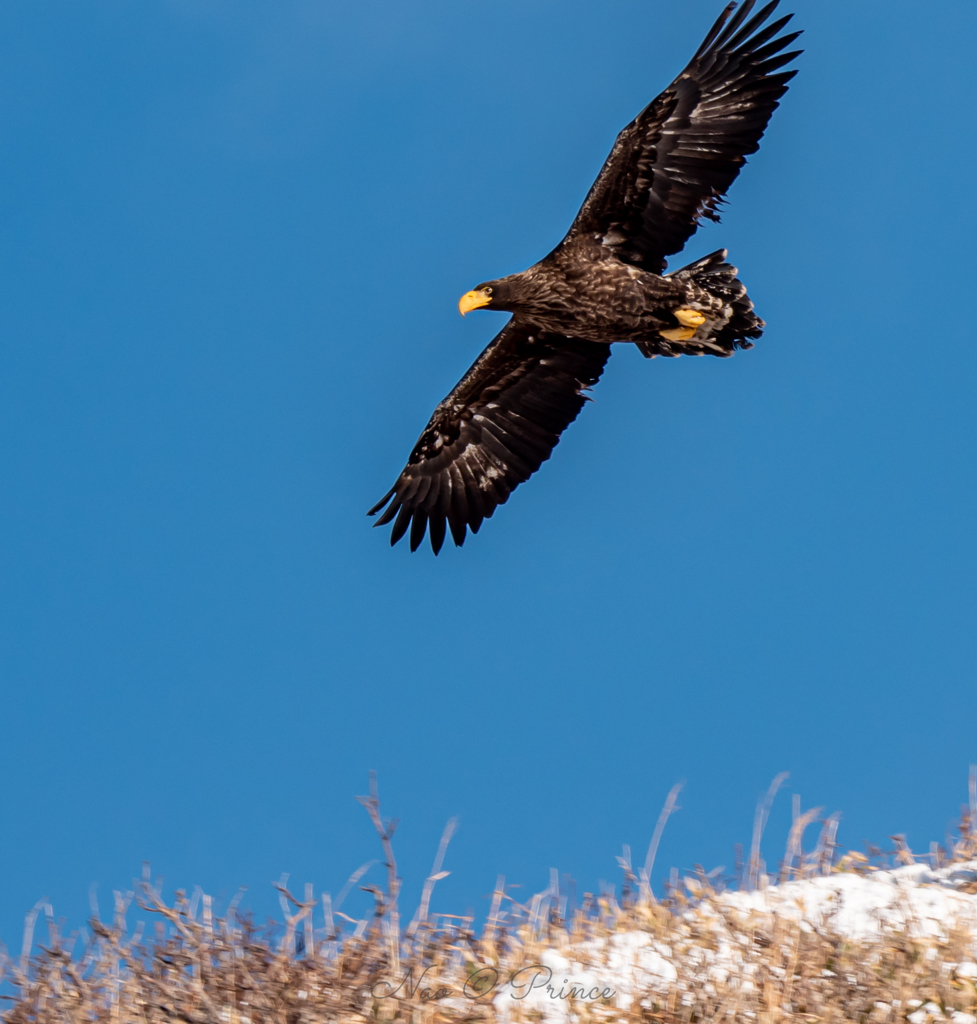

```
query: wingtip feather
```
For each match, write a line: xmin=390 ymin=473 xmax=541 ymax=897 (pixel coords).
xmin=374 ymin=497 xmax=403 ymax=527
xmin=429 ymin=515 xmax=447 ymax=555
xmin=390 ymin=504 xmax=412 ymax=546
xmin=367 ymin=487 xmax=396 ymax=517
xmin=713 ymin=0 xmax=759 ymax=50
xmin=409 ymin=511 xmax=428 ymax=552
xmin=693 ymin=1 xmax=738 ymax=60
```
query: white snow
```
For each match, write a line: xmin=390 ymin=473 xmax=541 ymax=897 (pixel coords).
xmin=486 ymin=861 xmax=977 ymax=1023
xmin=721 ymin=860 xmax=977 ymax=942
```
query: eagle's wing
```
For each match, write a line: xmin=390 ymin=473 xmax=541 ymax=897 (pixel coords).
xmin=565 ymin=0 xmax=801 ymax=274
xmin=368 ymin=320 xmax=610 ymax=554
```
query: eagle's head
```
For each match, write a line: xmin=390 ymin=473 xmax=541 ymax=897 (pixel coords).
xmin=457 ymin=278 xmax=519 ymax=316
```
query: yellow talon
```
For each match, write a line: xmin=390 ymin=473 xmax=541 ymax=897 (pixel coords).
xmin=674 ymin=308 xmax=707 ymax=328
xmin=659 ymin=327 xmax=697 ymax=342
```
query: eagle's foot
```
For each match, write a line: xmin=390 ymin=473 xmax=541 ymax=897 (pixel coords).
xmin=660 ymin=308 xmax=707 ymax=341
xmin=659 ymin=326 xmax=697 ymax=342
xmin=674 ymin=308 xmax=707 ymax=328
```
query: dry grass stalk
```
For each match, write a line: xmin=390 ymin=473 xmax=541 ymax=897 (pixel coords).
xmin=7 ymin=773 xmax=977 ymax=1024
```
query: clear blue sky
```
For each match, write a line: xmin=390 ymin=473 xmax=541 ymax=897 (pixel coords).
xmin=1 ymin=0 xmax=976 ymax=947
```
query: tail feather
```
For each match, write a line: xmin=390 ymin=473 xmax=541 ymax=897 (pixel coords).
xmin=667 ymin=248 xmax=765 ymax=354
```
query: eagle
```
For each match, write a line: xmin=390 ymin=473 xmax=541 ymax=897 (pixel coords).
xmin=369 ymin=0 xmax=801 ymax=553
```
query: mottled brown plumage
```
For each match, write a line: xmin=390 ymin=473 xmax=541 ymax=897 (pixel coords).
xmin=370 ymin=0 xmax=801 ymax=553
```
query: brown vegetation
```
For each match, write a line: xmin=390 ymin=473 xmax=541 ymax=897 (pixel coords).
xmin=5 ymin=773 xmax=977 ymax=1024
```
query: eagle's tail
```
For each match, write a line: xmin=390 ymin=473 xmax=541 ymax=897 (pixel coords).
xmin=668 ymin=249 xmax=765 ymax=354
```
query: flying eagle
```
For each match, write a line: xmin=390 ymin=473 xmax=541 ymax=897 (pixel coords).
xmin=369 ymin=0 xmax=801 ymax=553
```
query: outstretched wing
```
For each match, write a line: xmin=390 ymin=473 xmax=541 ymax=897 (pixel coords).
xmin=368 ymin=320 xmax=610 ymax=554
xmin=565 ymin=0 xmax=801 ymax=274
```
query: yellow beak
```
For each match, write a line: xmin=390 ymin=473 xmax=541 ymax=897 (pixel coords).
xmin=458 ymin=289 xmax=492 ymax=316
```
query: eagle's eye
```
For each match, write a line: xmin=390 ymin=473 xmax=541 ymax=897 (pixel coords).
xmin=483 ymin=286 xmax=493 ymax=295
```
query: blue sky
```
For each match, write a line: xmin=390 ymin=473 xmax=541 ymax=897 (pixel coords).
xmin=1 ymin=0 xmax=977 ymax=947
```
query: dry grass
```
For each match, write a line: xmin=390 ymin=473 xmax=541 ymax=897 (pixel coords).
xmin=6 ymin=772 xmax=977 ymax=1024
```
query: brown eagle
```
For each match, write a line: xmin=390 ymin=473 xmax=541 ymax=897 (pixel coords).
xmin=369 ymin=0 xmax=801 ymax=553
